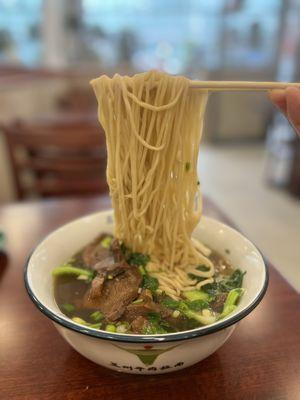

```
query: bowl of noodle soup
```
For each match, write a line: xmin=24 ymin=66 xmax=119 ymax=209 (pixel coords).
xmin=25 ymin=71 xmax=267 ymax=374
xmin=25 ymin=209 xmax=268 ymax=375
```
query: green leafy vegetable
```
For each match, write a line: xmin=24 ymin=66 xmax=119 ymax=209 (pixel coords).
xmin=162 ymin=296 xmax=208 ymax=312
xmin=127 ymin=252 xmax=150 ymax=267
xmin=219 ymin=288 xmax=245 ymax=319
xmin=90 ymin=311 xmax=104 ymax=322
xmin=161 ymin=297 xmax=180 ymax=310
xmin=186 ymin=299 xmax=209 ymax=311
xmin=183 ymin=290 xmax=212 ymax=302
xmin=138 ymin=265 xmax=146 ymax=276
xmin=219 ymin=269 xmax=246 ymax=292
xmin=178 ymin=303 xmax=216 ymax=325
xmin=147 ymin=311 xmax=161 ymax=325
xmin=161 ymin=297 xmax=213 ymax=325
xmin=142 ymin=275 xmax=159 ymax=292
xmin=142 ymin=323 xmax=167 ymax=335
xmin=142 ymin=312 xmax=174 ymax=334
xmin=201 ymin=282 xmax=219 ymax=296
xmin=52 ymin=264 xmax=95 ymax=280
xmin=202 ymin=269 xmax=246 ymax=296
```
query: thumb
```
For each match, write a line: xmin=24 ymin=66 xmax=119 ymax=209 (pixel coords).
xmin=286 ymin=87 xmax=300 ymax=135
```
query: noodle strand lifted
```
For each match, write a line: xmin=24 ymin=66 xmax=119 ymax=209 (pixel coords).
xmin=91 ymin=71 xmax=214 ymax=299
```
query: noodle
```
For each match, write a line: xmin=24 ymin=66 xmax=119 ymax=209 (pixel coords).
xmin=91 ymin=70 xmax=214 ymax=295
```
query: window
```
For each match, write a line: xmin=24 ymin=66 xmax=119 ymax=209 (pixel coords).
xmin=0 ymin=0 xmax=43 ymax=66
xmin=82 ymin=0 xmax=282 ymax=75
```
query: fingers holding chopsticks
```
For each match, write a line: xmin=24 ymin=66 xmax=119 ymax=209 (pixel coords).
xmin=269 ymin=87 xmax=300 ymax=135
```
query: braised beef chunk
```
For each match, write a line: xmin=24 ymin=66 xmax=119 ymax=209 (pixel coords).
xmin=84 ymin=263 xmax=142 ymax=321
xmin=123 ymin=289 xmax=163 ymax=322
xmin=93 ymin=256 xmax=117 ymax=273
xmin=89 ymin=274 xmax=105 ymax=299
xmin=110 ymin=239 xmax=124 ymax=263
xmin=82 ymin=234 xmax=113 ymax=268
xmin=210 ymin=293 xmax=228 ymax=313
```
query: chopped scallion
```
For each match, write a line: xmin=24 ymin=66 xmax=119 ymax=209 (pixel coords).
xmin=101 ymin=236 xmax=113 ymax=249
xmin=105 ymin=324 xmax=116 ymax=333
xmin=90 ymin=311 xmax=104 ymax=322
xmin=132 ymin=298 xmax=143 ymax=305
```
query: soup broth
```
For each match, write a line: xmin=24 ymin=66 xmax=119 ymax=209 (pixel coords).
xmin=53 ymin=233 xmax=245 ymax=335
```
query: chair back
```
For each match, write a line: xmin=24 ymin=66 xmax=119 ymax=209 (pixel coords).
xmin=2 ymin=116 xmax=108 ymax=199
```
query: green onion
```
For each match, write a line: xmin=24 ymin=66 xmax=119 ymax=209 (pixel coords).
xmin=90 ymin=311 xmax=104 ymax=322
xmin=132 ymin=298 xmax=143 ymax=305
xmin=52 ymin=265 xmax=94 ymax=279
xmin=72 ymin=316 xmax=101 ymax=329
xmin=105 ymin=324 xmax=116 ymax=333
xmin=89 ymin=323 xmax=102 ymax=329
xmin=185 ymin=162 xmax=191 ymax=172
xmin=101 ymin=236 xmax=113 ymax=249
xmin=72 ymin=317 xmax=87 ymax=325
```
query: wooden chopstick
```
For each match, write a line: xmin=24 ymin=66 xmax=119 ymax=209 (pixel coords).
xmin=189 ymin=81 xmax=300 ymax=92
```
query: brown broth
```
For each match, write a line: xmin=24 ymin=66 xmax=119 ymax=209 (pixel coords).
xmin=53 ymin=235 xmax=243 ymax=334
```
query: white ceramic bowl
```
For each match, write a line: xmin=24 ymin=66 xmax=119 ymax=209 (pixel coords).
xmin=25 ymin=210 xmax=268 ymax=375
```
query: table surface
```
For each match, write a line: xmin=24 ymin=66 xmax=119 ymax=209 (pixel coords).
xmin=0 ymin=196 xmax=299 ymax=400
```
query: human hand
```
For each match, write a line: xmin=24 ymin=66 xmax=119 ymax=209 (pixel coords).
xmin=269 ymin=87 xmax=300 ymax=136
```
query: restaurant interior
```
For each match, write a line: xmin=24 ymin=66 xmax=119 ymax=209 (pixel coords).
xmin=1 ymin=0 xmax=299 ymax=290
xmin=1 ymin=1 xmax=300 ymax=397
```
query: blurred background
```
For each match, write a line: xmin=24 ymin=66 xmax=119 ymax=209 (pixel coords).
xmin=0 ymin=0 xmax=299 ymax=289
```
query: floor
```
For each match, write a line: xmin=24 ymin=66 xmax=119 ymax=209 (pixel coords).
xmin=199 ymin=143 xmax=300 ymax=292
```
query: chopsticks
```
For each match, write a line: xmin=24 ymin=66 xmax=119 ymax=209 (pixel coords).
xmin=189 ymin=81 xmax=300 ymax=92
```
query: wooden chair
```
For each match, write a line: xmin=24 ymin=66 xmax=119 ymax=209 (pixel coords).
xmin=1 ymin=115 xmax=108 ymax=199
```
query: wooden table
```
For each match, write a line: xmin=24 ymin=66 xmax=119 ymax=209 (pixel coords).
xmin=1 ymin=196 xmax=299 ymax=400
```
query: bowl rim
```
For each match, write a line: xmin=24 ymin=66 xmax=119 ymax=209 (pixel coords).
xmin=24 ymin=211 xmax=269 ymax=343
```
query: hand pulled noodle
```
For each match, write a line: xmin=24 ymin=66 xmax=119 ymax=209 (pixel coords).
xmin=91 ymin=71 xmax=214 ymax=298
